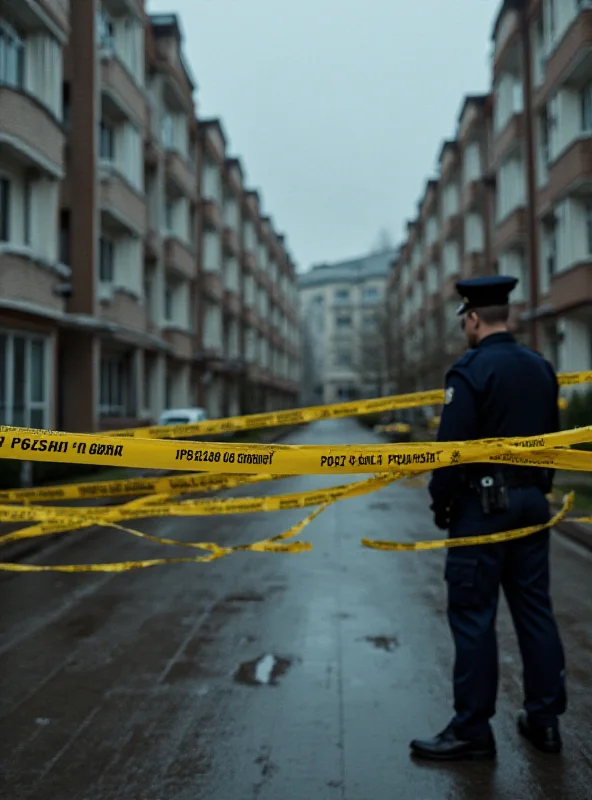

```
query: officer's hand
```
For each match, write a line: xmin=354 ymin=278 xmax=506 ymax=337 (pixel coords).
xmin=432 ymin=505 xmax=450 ymax=530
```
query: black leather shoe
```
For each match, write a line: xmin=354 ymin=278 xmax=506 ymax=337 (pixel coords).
xmin=517 ymin=710 xmax=562 ymax=754
xmin=410 ymin=724 xmax=496 ymax=761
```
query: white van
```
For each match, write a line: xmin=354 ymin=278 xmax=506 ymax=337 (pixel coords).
xmin=158 ymin=407 xmax=209 ymax=427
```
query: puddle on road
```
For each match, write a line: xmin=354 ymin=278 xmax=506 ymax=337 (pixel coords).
xmin=234 ymin=654 xmax=292 ymax=686
xmin=363 ymin=635 xmax=399 ymax=652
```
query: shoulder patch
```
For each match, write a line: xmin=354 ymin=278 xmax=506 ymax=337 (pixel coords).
xmin=444 ymin=386 xmax=454 ymax=405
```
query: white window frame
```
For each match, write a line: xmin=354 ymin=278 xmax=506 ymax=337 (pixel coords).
xmin=0 ymin=176 xmax=9 ymax=243
xmin=99 ymin=235 xmax=115 ymax=283
xmin=585 ymin=201 xmax=592 ymax=256
xmin=0 ymin=19 xmax=25 ymax=90
xmin=581 ymin=82 xmax=592 ymax=133
xmin=0 ymin=329 xmax=51 ymax=429
xmin=99 ymin=353 xmax=130 ymax=417
xmin=99 ymin=119 xmax=115 ymax=162
xmin=164 ymin=280 xmax=174 ymax=321
xmin=97 ymin=8 xmax=114 ymax=50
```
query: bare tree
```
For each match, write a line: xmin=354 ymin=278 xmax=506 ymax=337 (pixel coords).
xmin=372 ymin=227 xmax=394 ymax=254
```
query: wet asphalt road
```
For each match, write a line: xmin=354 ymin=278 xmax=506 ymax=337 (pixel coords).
xmin=1 ymin=419 xmax=592 ymax=800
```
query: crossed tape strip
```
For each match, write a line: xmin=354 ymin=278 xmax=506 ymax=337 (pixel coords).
xmin=0 ymin=471 xmax=289 ymax=505
xmin=0 ymin=371 xmax=585 ymax=446
xmin=0 ymin=503 xmax=326 ymax=573
xmin=0 ymin=473 xmax=401 ymax=546
xmin=362 ymin=492 xmax=575 ymax=551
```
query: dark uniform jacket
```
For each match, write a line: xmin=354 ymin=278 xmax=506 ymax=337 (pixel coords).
xmin=428 ymin=332 xmax=560 ymax=511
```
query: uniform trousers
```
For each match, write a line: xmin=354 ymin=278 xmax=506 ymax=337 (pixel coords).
xmin=445 ymin=486 xmax=567 ymax=740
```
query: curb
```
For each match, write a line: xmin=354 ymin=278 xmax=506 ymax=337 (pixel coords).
xmin=0 ymin=425 xmax=298 ymax=565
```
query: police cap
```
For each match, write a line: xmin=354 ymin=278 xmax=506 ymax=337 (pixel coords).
xmin=455 ymin=275 xmax=518 ymax=316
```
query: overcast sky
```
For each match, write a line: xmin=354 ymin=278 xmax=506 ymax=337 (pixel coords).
xmin=148 ymin=0 xmax=499 ymax=271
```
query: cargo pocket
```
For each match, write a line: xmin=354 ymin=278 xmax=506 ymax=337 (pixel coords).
xmin=444 ymin=556 xmax=481 ymax=607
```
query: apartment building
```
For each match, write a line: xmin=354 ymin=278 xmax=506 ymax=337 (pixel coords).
xmin=389 ymin=0 xmax=592 ymax=393
xmin=0 ymin=1 xmax=300 ymax=434
xmin=298 ymin=249 xmax=396 ymax=405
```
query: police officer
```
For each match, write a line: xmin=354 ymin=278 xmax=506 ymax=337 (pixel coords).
xmin=409 ymin=275 xmax=566 ymax=761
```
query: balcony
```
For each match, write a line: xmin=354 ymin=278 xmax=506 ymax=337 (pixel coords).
xmin=0 ymin=251 xmax=67 ymax=315
xmin=242 ymin=250 xmax=256 ymax=273
xmin=100 ymin=53 xmax=147 ymax=128
xmin=165 ymin=150 xmax=197 ymax=200
xmin=443 ymin=273 xmax=461 ymax=300
xmin=144 ymin=230 xmax=160 ymax=262
xmin=100 ymin=289 xmax=147 ymax=333
xmin=0 ymin=86 xmax=64 ymax=176
xmin=495 ymin=207 xmax=527 ymax=253
xmin=222 ymin=227 xmax=240 ymax=256
xmin=492 ymin=8 xmax=520 ymax=77
xmin=544 ymin=9 xmax=592 ymax=92
xmin=38 ymin=0 xmax=69 ymax=32
xmin=493 ymin=114 xmax=523 ymax=163
xmin=202 ymin=271 xmax=224 ymax=301
xmin=424 ymin=242 xmax=439 ymax=263
xmin=164 ymin=236 xmax=196 ymax=280
xmin=548 ymin=138 xmax=592 ymax=200
xmin=99 ymin=165 xmax=146 ymax=235
xmin=441 ymin=213 xmax=462 ymax=241
xmin=202 ymin=199 xmax=222 ymax=230
xmin=243 ymin=307 xmax=258 ymax=327
xmin=162 ymin=327 xmax=194 ymax=360
xmin=462 ymin=252 xmax=487 ymax=278
xmin=223 ymin=289 xmax=241 ymax=316
xmin=462 ymin=180 xmax=483 ymax=212
xmin=550 ymin=263 xmax=592 ymax=314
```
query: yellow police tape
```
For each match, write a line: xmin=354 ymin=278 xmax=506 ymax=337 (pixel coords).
xmin=81 ymin=369 xmax=591 ymax=439
xmin=0 ymin=502 xmax=328 ymax=573
xmin=2 ymin=424 xmax=592 ymax=475
xmin=0 ymin=473 xmax=400 ymax=541
xmin=0 ymin=488 xmax=581 ymax=572
xmin=0 ymin=470 xmax=288 ymax=505
xmin=362 ymin=492 xmax=575 ymax=551
xmin=0 ymin=371 xmax=583 ymax=445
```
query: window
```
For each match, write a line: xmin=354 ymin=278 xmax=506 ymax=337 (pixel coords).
xmin=0 ymin=177 xmax=9 ymax=242
xmin=334 ymin=288 xmax=350 ymax=303
xmin=363 ymin=313 xmax=378 ymax=330
xmin=59 ymin=210 xmax=70 ymax=265
xmin=335 ymin=348 xmax=351 ymax=367
xmin=165 ymin=199 xmax=173 ymax=231
xmin=543 ymin=218 xmax=557 ymax=280
xmin=24 ymin=178 xmax=32 ymax=246
xmin=62 ymin=82 xmax=70 ymax=129
xmin=165 ymin=373 xmax=173 ymax=407
xmin=99 ymin=236 xmax=114 ymax=282
xmin=0 ymin=21 xmax=24 ymax=89
xmin=581 ymin=83 xmax=592 ymax=133
xmin=162 ymin=113 xmax=174 ymax=148
xmin=97 ymin=8 xmax=114 ymax=49
xmin=540 ymin=108 xmax=550 ymax=168
xmin=99 ymin=120 xmax=115 ymax=161
xmin=362 ymin=287 xmax=379 ymax=303
xmin=0 ymin=332 xmax=49 ymax=428
xmin=586 ymin=202 xmax=592 ymax=256
xmin=99 ymin=354 xmax=130 ymax=416
xmin=165 ymin=282 xmax=174 ymax=320
xmin=336 ymin=315 xmax=351 ymax=329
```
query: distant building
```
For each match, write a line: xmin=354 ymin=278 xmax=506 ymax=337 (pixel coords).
xmin=297 ymin=249 xmax=396 ymax=405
